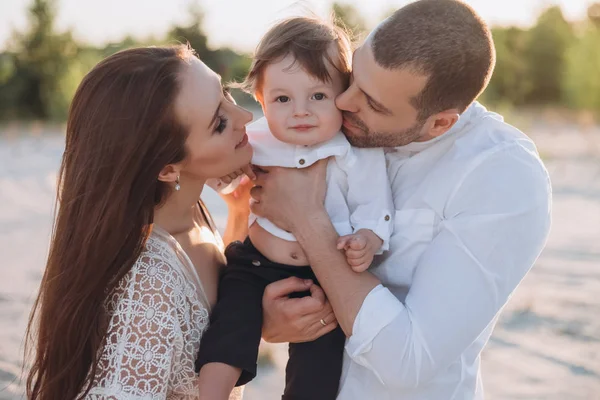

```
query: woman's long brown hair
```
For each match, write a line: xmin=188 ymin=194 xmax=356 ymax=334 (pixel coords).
xmin=24 ymin=45 xmax=195 ymax=400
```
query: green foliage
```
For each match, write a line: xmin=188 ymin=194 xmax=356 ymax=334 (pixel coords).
xmin=588 ymin=3 xmax=600 ymax=27
xmin=0 ymin=0 xmax=79 ymax=120
xmin=1 ymin=1 xmax=600 ymax=121
xmin=332 ymin=2 xmax=368 ymax=41
xmin=563 ymin=23 xmax=600 ymax=110
xmin=483 ymin=27 xmax=531 ymax=105
xmin=522 ymin=6 xmax=574 ymax=104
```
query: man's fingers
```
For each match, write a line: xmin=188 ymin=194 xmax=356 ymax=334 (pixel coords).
xmin=263 ymin=277 xmax=312 ymax=301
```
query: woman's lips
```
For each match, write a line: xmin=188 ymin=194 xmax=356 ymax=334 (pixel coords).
xmin=235 ymin=133 xmax=248 ymax=149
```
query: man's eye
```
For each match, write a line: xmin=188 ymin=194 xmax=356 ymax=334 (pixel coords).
xmin=311 ymin=93 xmax=326 ymax=100
xmin=276 ymin=96 xmax=290 ymax=103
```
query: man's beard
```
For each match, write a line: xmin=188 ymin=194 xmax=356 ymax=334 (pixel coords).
xmin=341 ymin=112 xmax=426 ymax=148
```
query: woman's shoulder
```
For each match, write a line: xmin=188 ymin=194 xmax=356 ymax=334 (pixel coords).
xmin=110 ymin=230 xmax=201 ymax=309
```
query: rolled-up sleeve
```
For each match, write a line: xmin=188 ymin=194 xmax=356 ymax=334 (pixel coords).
xmin=345 ymin=147 xmax=395 ymax=253
xmin=346 ymin=142 xmax=552 ymax=389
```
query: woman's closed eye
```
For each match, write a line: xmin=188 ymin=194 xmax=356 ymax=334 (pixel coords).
xmin=215 ymin=115 xmax=228 ymax=133
xmin=311 ymin=92 xmax=326 ymax=100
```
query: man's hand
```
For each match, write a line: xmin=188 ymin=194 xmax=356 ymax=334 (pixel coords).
xmin=337 ymin=229 xmax=383 ymax=272
xmin=262 ymin=277 xmax=338 ymax=343
xmin=250 ymin=160 xmax=328 ymax=232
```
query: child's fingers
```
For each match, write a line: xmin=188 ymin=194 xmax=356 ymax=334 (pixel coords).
xmin=348 ymin=254 xmax=370 ymax=267
xmin=348 ymin=235 xmax=367 ymax=250
xmin=228 ymin=170 xmax=242 ymax=181
xmin=337 ymin=235 xmax=353 ymax=250
xmin=242 ymin=164 xmax=257 ymax=180
xmin=220 ymin=176 xmax=232 ymax=184
xmin=351 ymin=262 xmax=370 ymax=273
xmin=345 ymin=248 xmax=366 ymax=259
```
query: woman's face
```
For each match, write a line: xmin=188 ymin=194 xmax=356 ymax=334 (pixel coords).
xmin=174 ymin=57 xmax=253 ymax=181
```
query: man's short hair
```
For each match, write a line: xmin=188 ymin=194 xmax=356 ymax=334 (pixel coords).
xmin=372 ymin=0 xmax=495 ymax=119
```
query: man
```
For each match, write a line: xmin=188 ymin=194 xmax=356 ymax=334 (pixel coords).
xmin=255 ymin=0 xmax=552 ymax=399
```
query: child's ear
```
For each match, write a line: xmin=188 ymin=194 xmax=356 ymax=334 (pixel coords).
xmin=255 ymin=91 xmax=265 ymax=109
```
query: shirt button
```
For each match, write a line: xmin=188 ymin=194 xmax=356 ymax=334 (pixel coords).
xmin=384 ymin=215 xmax=390 ymax=221
xmin=298 ymin=159 xmax=305 ymax=165
xmin=252 ymin=260 xmax=261 ymax=267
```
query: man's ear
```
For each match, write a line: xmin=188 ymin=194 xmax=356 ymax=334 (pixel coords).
xmin=158 ymin=164 xmax=180 ymax=184
xmin=428 ymin=109 xmax=460 ymax=138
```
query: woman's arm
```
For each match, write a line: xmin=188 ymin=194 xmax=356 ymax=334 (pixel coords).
xmin=222 ymin=207 xmax=250 ymax=246
xmin=218 ymin=176 xmax=252 ymax=246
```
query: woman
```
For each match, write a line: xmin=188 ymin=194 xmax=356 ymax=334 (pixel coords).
xmin=24 ymin=45 xmax=256 ymax=399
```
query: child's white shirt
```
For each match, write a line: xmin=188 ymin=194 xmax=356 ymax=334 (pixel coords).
xmin=216 ymin=116 xmax=394 ymax=252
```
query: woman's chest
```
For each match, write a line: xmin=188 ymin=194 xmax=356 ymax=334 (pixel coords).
xmin=174 ymin=231 xmax=226 ymax=308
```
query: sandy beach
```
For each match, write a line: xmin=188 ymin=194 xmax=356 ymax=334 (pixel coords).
xmin=0 ymin=116 xmax=599 ymax=399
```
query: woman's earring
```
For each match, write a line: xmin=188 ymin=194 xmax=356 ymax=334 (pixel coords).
xmin=175 ymin=175 xmax=181 ymax=191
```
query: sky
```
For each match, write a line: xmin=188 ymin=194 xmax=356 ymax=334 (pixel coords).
xmin=0 ymin=0 xmax=596 ymax=52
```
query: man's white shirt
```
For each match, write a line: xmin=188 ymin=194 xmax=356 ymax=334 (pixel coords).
xmin=337 ymin=102 xmax=552 ymax=399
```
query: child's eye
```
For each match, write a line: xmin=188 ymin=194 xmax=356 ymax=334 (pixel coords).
xmin=311 ymin=93 xmax=326 ymax=100
xmin=275 ymin=96 xmax=290 ymax=103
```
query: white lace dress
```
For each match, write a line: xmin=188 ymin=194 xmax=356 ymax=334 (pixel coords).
xmin=84 ymin=225 xmax=243 ymax=399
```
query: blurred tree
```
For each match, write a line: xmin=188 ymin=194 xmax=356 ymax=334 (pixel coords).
xmin=167 ymin=4 xmax=213 ymax=65
xmin=563 ymin=22 xmax=600 ymax=110
xmin=588 ymin=3 xmax=600 ymax=27
xmin=0 ymin=0 xmax=79 ymax=120
xmin=523 ymin=6 xmax=574 ymax=104
xmin=380 ymin=7 xmax=397 ymax=21
xmin=332 ymin=2 xmax=368 ymax=40
xmin=483 ymin=27 xmax=531 ymax=105
xmin=166 ymin=4 xmax=251 ymax=88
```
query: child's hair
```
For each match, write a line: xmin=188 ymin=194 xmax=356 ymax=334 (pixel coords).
xmin=238 ymin=16 xmax=353 ymax=101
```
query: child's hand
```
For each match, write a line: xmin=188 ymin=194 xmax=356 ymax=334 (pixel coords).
xmin=219 ymin=164 xmax=257 ymax=184
xmin=336 ymin=229 xmax=383 ymax=272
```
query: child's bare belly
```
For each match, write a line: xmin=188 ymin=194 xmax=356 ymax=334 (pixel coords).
xmin=248 ymin=222 xmax=309 ymax=266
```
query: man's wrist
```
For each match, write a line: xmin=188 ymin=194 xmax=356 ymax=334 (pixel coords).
xmin=291 ymin=207 xmax=331 ymax=238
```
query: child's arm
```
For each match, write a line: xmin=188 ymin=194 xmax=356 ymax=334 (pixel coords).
xmin=337 ymin=229 xmax=383 ymax=272
xmin=198 ymin=362 xmax=241 ymax=400
xmin=342 ymin=147 xmax=394 ymax=261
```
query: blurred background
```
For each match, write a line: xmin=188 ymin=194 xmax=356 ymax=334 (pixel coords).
xmin=0 ymin=0 xmax=599 ymax=399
